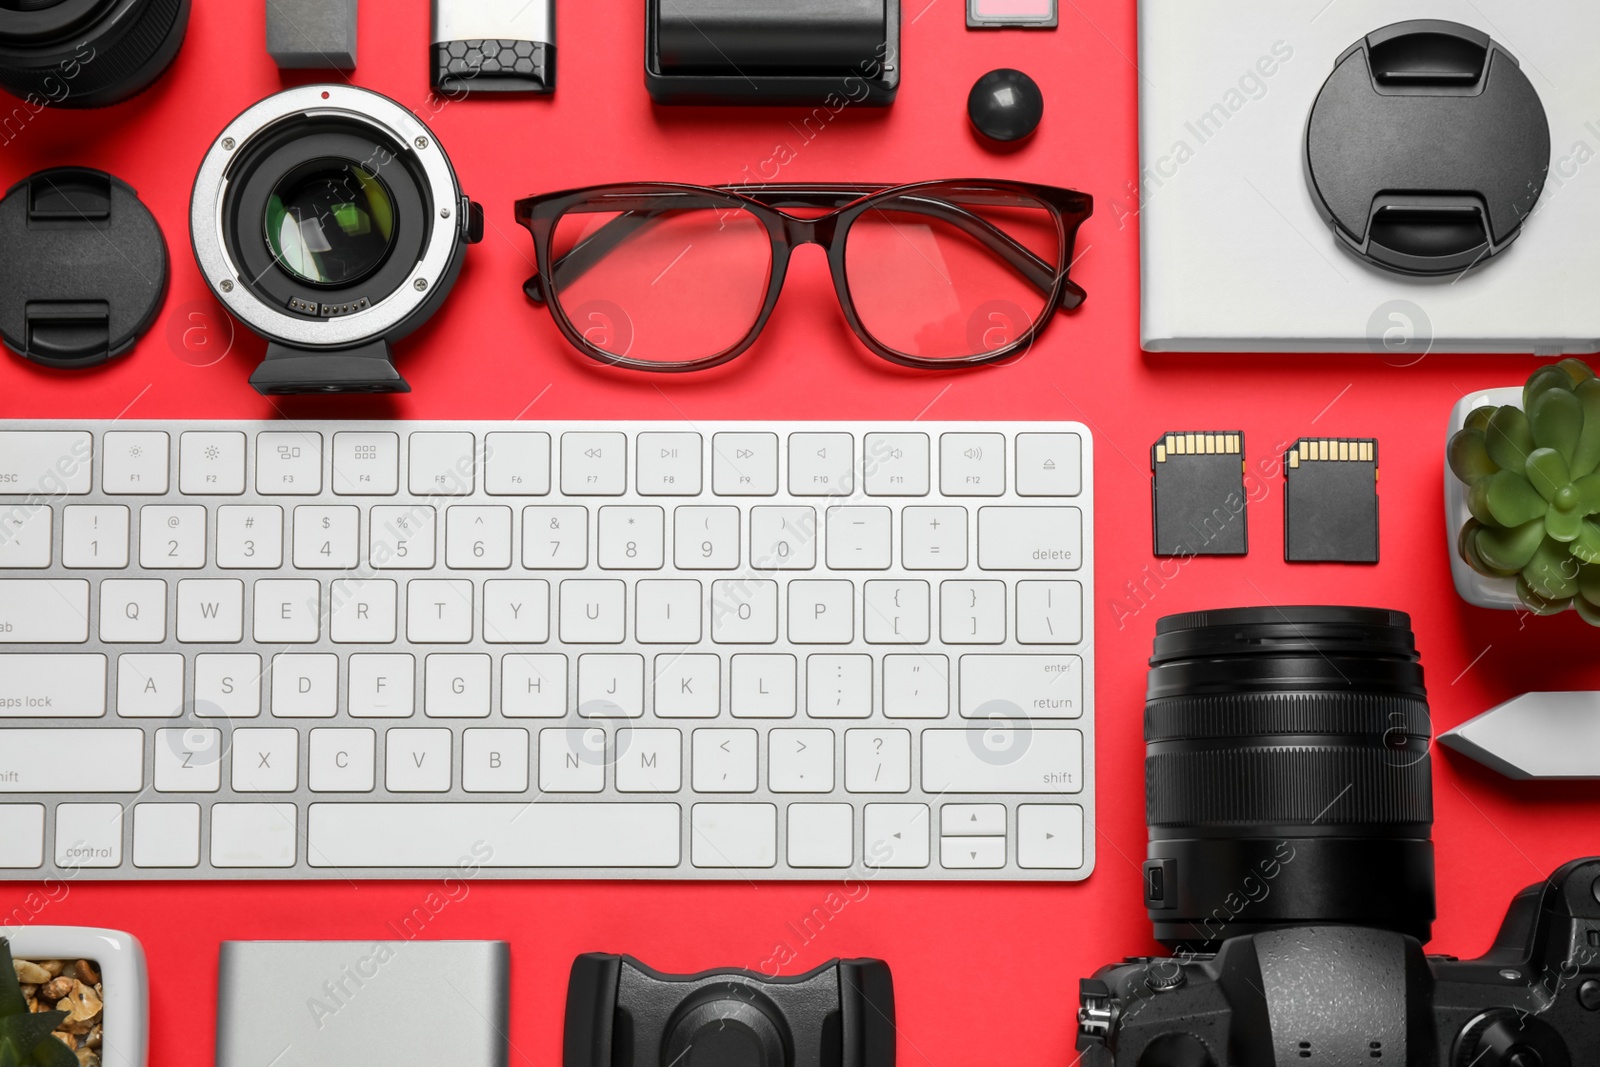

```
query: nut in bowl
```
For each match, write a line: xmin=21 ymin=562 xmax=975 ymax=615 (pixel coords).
xmin=0 ymin=929 xmax=145 ymax=1067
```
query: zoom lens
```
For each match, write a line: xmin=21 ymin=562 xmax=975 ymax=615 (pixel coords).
xmin=0 ymin=0 xmax=190 ymax=109
xmin=1144 ymin=606 xmax=1434 ymax=949
xmin=265 ymin=160 xmax=398 ymax=288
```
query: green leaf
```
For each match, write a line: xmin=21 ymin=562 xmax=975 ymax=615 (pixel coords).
xmin=0 ymin=1012 xmax=75 ymax=1067
xmin=1580 ymin=562 xmax=1600 ymax=604
xmin=1524 ymin=447 xmax=1572 ymax=502
xmin=1572 ymin=523 xmax=1600 ymax=565
xmin=1485 ymin=405 xmax=1535 ymax=472
xmin=1518 ymin=576 xmax=1572 ymax=615
xmin=1547 ymin=506 xmax=1585 ymax=542
xmin=1573 ymin=379 xmax=1600 ymax=478
xmin=1448 ymin=428 xmax=1499 ymax=483
xmin=0 ymin=941 xmax=23 ymax=1020
xmin=1525 ymin=363 xmax=1580 ymax=411
xmin=1558 ymin=357 xmax=1597 ymax=384
xmin=1573 ymin=595 xmax=1600 ymax=627
xmin=1467 ymin=479 xmax=1496 ymax=524
xmin=1523 ymin=536 xmax=1582 ymax=599
xmin=1475 ymin=519 xmax=1546 ymax=571
xmin=1529 ymin=386 xmax=1584 ymax=464
xmin=1464 ymin=405 xmax=1497 ymax=433
xmin=1483 ymin=470 xmax=1548 ymax=528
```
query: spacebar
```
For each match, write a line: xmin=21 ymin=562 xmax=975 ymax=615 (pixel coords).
xmin=308 ymin=803 xmax=681 ymax=868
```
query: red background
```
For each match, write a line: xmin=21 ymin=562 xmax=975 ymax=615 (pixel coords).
xmin=1 ymin=2 xmax=1597 ymax=1065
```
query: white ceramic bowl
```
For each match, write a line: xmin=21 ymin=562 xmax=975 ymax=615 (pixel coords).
xmin=1446 ymin=386 xmax=1545 ymax=612
xmin=3 ymin=926 xmax=147 ymax=1067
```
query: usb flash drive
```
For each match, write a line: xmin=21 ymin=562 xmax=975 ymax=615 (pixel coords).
xmin=431 ymin=0 xmax=555 ymax=94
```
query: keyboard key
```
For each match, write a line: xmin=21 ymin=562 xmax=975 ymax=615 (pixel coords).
xmin=424 ymin=654 xmax=491 ymax=717
xmin=116 ymin=654 xmax=183 ymax=717
xmin=133 ymin=804 xmax=201 ymax=868
xmin=100 ymin=579 xmax=166 ymax=642
xmin=501 ymin=654 xmax=565 ymax=717
xmin=330 ymin=579 xmax=398 ymax=643
xmin=942 ymin=803 xmax=1006 ymax=836
xmin=256 ymin=431 xmax=323 ymax=494
xmin=348 ymin=654 xmax=415 ymax=718
xmin=789 ymin=433 xmax=854 ymax=496
xmin=385 ymin=728 xmax=452 ymax=792
xmin=805 ymin=654 xmax=872 ymax=719
xmin=691 ymin=803 xmax=776 ymax=868
xmin=293 ymin=505 xmax=359 ymax=568
xmin=309 ymin=728 xmax=376 ymax=791
xmin=615 ymin=728 xmax=682 ymax=792
xmin=863 ymin=433 xmax=929 ymax=496
xmin=653 ymin=654 xmax=719 ymax=717
xmin=102 ymin=431 xmax=168 ymax=494
xmin=941 ymin=836 xmax=1005 ymax=869
xmin=332 ymin=431 xmax=399 ymax=495
xmin=788 ymin=581 xmax=854 ymax=644
xmin=750 ymin=506 xmax=816 ymax=570
xmin=863 ymin=803 xmax=929 ymax=868
xmin=0 ymin=655 xmax=105 ymax=717
xmin=883 ymin=654 xmax=949 ymax=718
xmin=0 ymin=580 xmax=89 ymax=642
xmin=845 ymin=729 xmax=912 ymax=792
xmin=1018 ymin=804 xmax=1084 ymax=869
xmin=270 ymin=654 xmax=339 ymax=718
xmin=560 ymin=579 xmax=626 ymax=643
xmin=693 ymin=729 xmax=758 ymax=792
xmin=637 ymin=432 xmax=702 ymax=495
xmin=194 ymin=653 xmax=262 ymax=718
xmin=940 ymin=580 xmax=1006 ymax=644
xmin=941 ymin=433 xmax=1006 ymax=496
xmin=179 ymin=431 xmax=245 ymax=494
xmin=635 ymin=580 xmax=701 ymax=643
xmin=599 ymin=506 xmax=665 ymax=569
xmin=731 ymin=654 xmax=796 ymax=718
xmin=409 ymin=432 xmax=477 ymax=495
xmin=484 ymin=432 xmax=551 ymax=495
xmin=0 ymin=805 xmax=45 ymax=868
xmin=0 ymin=730 xmax=142 ymax=792
xmin=155 ymin=729 xmax=222 ymax=792
xmin=578 ymin=654 xmax=644 ymax=717
xmin=446 ymin=505 xmax=513 ymax=569
xmin=712 ymin=433 xmax=778 ymax=495
xmin=864 ymin=580 xmax=930 ymax=644
xmin=211 ymin=803 xmax=297 ymax=867
xmin=523 ymin=506 xmax=588 ymax=569
xmin=1016 ymin=433 xmax=1081 ymax=497
xmin=308 ymin=803 xmax=680 ymax=867
xmin=674 ymin=506 xmax=740 ymax=569
xmin=178 ymin=579 xmax=244 ymax=643
xmin=1017 ymin=581 xmax=1083 ymax=644
xmin=921 ymin=728 xmax=1083 ymax=793
xmin=463 ymin=729 xmax=530 ymax=792
xmin=977 ymin=506 xmax=1082 ymax=570
xmin=370 ymin=504 xmax=437 ymax=569
xmin=140 ymin=505 xmax=206 ymax=568
xmin=483 ymin=580 xmax=551 ymax=644
xmin=0 ymin=431 xmax=92 ymax=495
xmin=826 ymin=507 xmax=892 ymax=569
xmin=56 ymin=804 xmax=122 ymax=868
xmin=787 ymin=803 xmax=852 ymax=867
xmin=408 ymin=579 xmax=474 ymax=642
xmin=0 ymin=503 xmax=51 ymax=567
xmin=770 ymin=729 xmax=834 ymax=792
xmin=710 ymin=579 xmax=778 ymax=643
xmin=253 ymin=579 xmax=320 ymax=643
xmin=538 ymin=729 xmax=606 ymax=792
xmin=216 ymin=506 xmax=284 ymax=569
xmin=561 ymin=432 xmax=627 ymax=495
xmin=232 ymin=729 xmax=300 ymax=792
xmin=902 ymin=506 xmax=967 ymax=569
xmin=62 ymin=505 xmax=129 ymax=568
xmin=959 ymin=654 xmax=1084 ymax=719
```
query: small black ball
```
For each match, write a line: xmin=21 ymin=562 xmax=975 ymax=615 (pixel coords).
xmin=967 ymin=68 xmax=1044 ymax=144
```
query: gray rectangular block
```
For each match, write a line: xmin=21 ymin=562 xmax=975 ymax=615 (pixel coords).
xmin=267 ymin=0 xmax=359 ymax=70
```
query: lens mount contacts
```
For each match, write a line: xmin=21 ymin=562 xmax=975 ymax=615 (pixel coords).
xmin=191 ymin=84 xmax=482 ymax=394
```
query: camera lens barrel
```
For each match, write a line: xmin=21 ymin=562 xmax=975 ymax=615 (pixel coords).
xmin=0 ymin=0 xmax=190 ymax=109
xmin=1145 ymin=606 xmax=1435 ymax=949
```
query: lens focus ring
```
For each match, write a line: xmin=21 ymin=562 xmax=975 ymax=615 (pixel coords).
xmin=0 ymin=0 xmax=187 ymax=108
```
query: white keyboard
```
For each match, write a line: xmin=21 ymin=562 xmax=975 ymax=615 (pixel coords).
xmin=0 ymin=421 xmax=1093 ymax=880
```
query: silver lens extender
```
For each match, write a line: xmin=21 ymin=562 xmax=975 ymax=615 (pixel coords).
xmin=191 ymin=84 xmax=483 ymax=395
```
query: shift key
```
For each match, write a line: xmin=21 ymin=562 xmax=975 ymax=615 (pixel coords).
xmin=977 ymin=507 xmax=1081 ymax=570
xmin=961 ymin=655 xmax=1083 ymax=718
xmin=0 ymin=730 xmax=142 ymax=792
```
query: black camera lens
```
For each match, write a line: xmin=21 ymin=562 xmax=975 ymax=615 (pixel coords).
xmin=265 ymin=160 xmax=398 ymax=288
xmin=0 ymin=0 xmax=190 ymax=109
xmin=1144 ymin=606 xmax=1434 ymax=949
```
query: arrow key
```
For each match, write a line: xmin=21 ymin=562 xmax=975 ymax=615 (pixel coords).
xmin=864 ymin=803 xmax=929 ymax=868
xmin=1018 ymin=803 xmax=1084 ymax=870
xmin=940 ymin=836 xmax=1004 ymax=869
xmin=941 ymin=803 xmax=1005 ymax=836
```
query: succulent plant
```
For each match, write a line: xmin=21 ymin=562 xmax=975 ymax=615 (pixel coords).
xmin=1449 ymin=358 xmax=1600 ymax=624
xmin=0 ymin=939 xmax=75 ymax=1067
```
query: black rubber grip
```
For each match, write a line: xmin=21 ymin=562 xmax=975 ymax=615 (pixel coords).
xmin=1146 ymin=692 xmax=1431 ymax=742
xmin=432 ymin=39 xmax=554 ymax=93
xmin=1147 ymin=746 xmax=1433 ymax=828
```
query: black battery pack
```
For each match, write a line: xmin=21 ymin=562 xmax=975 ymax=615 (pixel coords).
xmin=647 ymin=0 xmax=899 ymax=106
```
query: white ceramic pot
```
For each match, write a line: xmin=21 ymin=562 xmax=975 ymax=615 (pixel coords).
xmin=3 ymin=926 xmax=146 ymax=1067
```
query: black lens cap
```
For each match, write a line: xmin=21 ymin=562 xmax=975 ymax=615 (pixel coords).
xmin=0 ymin=166 xmax=169 ymax=369
xmin=1305 ymin=20 xmax=1550 ymax=276
xmin=968 ymin=68 xmax=1043 ymax=144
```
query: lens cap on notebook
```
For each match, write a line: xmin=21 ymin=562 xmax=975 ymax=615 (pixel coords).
xmin=1304 ymin=20 xmax=1550 ymax=277
xmin=0 ymin=167 xmax=169 ymax=369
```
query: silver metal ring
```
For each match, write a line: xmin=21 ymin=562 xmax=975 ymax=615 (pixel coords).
xmin=191 ymin=84 xmax=464 ymax=350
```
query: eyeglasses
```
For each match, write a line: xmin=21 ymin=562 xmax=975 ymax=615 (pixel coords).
xmin=514 ymin=180 xmax=1092 ymax=372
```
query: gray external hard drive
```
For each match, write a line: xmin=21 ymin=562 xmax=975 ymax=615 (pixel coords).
xmin=216 ymin=941 xmax=509 ymax=1067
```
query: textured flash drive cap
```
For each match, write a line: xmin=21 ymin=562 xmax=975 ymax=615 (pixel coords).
xmin=267 ymin=0 xmax=359 ymax=70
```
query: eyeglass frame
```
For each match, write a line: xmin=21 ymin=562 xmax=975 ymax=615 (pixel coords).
xmin=514 ymin=179 xmax=1093 ymax=372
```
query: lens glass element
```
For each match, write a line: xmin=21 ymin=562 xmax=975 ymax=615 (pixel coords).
xmin=265 ymin=159 xmax=397 ymax=288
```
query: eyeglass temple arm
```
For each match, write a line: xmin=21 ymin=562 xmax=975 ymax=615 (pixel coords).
xmin=525 ymin=192 xmax=1085 ymax=311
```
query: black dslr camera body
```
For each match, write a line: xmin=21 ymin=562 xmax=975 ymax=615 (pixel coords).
xmin=1079 ymin=857 xmax=1600 ymax=1067
xmin=1084 ymin=607 xmax=1600 ymax=1067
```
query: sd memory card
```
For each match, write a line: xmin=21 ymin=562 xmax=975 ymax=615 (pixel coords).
xmin=1284 ymin=437 xmax=1378 ymax=563
xmin=1151 ymin=431 xmax=1247 ymax=557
